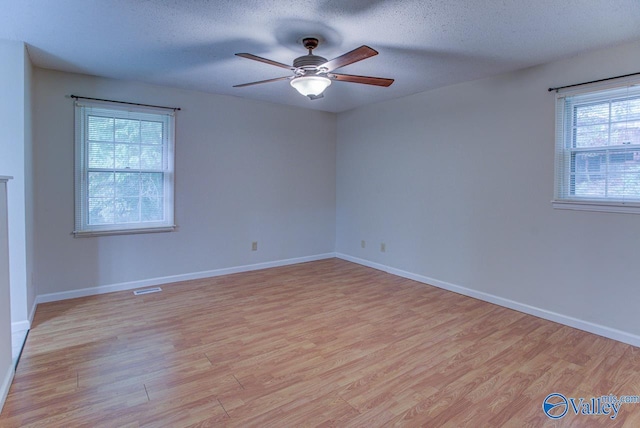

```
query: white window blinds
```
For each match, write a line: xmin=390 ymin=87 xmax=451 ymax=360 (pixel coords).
xmin=554 ymin=82 xmax=640 ymax=213
xmin=74 ymin=101 xmax=176 ymax=236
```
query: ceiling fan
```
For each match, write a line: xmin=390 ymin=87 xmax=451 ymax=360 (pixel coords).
xmin=233 ymin=37 xmax=394 ymax=100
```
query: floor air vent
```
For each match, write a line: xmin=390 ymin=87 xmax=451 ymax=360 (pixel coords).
xmin=133 ymin=287 xmax=162 ymax=296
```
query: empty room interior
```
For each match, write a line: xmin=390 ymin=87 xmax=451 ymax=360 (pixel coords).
xmin=2 ymin=1 xmax=640 ymax=426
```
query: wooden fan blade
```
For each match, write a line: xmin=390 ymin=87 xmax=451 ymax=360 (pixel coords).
xmin=330 ymin=73 xmax=394 ymax=87
xmin=235 ymin=53 xmax=293 ymax=70
xmin=233 ymin=76 xmax=291 ymax=88
xmin=320 ymin=46 xmax=378 ymax=72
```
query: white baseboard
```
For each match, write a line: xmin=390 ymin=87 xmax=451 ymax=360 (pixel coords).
xmin=0 ymin=363 xmax=15 ymax=415
xmin=336 ymin=253 xmax=640 ymax=348
xmin=11 ymin=299 xmax=37 ymax=336
xmin=10 ymin=320 xmax=29 ymax=336
xmin=10 ymin=301 xmax=35 ymax=364
xmin=36 ymin=253 xmax=337 ymax=304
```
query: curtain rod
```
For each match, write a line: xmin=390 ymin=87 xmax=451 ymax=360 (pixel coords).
xmin=70 ymin=95 xmax=181 ymax=111
xmin=548 ymin=71 xmax=640 ymax=92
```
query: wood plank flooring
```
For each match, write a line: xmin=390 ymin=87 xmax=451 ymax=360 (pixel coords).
xmin=1 ymin=258 xmax=639 ymax=427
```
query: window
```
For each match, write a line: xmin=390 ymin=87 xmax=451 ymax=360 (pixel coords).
xmin=554 ymin=82 xmax=640 ymax=213
xmin=74 ymin=101 xmax=175 ymax=236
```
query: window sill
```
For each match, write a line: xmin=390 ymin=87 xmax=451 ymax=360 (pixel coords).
xmin=552 ymin=200 xmax=640 ymax=214
xmin=73 ymin=225 xmax=176 ymax=238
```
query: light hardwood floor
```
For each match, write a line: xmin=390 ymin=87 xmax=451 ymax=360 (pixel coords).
xmin=1 ymin=258 xmax=639 ymax=427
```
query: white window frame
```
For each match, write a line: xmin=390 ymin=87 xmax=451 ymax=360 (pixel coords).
xmin=553 ymin=81 xmax=640 ymax=214
xmin=74 ymin=100 xmax=176 ymax=236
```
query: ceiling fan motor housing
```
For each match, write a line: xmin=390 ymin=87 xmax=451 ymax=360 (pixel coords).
xmin=293 ymin=54 xmax=328 ymax=71
xmin=293 ymin=37 xmax=328 ymax=75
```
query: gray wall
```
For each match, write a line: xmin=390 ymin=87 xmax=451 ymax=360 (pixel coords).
xmin=33 ymin=69 xmax=336 ymax=295
xmin=336 ymin=40 xmax=640 ymax=337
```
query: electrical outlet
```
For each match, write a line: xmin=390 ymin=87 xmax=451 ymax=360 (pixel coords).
xmin=361 ymin=240 xmax=366 ymax=248
xmin=381 ymin=242 xmax=386 ymax=252
xmin=252 ymin=241 xmax=258 ymax=251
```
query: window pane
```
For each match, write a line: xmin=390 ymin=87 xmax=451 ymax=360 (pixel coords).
xmin=572 ymin=152 xmax=606 ymax=197
xmin=141 ymin=173 xmax=163 ymax=197
xmin=115 ymin=143 xmax=141 ymax=169
xmin=610 ymin=121 xmax=640 ymax=146
xmin=608 ymin=172 xmax=640 ymax=198
xmin=88 ymin=142 xmax=115 ymax=168
xmin=572 ymin=152 xmax=605 ymax=175
xmin=574 ymin=102 xmax=609 ymax=126
xmin=611 ymin=97 xmax=640 ymax=122
xmin=141 ymin=145 xmax=163 ymax=169
xmin=141 ymin=197 xmax=164 ymax=221
xmin=88 ymin=172 xmax=115 ymax=198
xmin=89 ymin=198 xmax=114 ymax=224
xmin=88 ymin=116 xmax=114 ymax=142
xmin=608 ymin=152 xmax=640 ymax=198
xmin=115 ymin=173 xmax=140 ymax=197
xmin=141 ymin=121 xmax=163 ymax=144
xmin=573 ymin=173 xmax=606 ymax=197
xmin=574 ymin=125 xmax=608 ymax=148
xmin=115 ymin=118 xmax=140 ymax=143
xmin=115 ymin=197 xmax=140 ymax=223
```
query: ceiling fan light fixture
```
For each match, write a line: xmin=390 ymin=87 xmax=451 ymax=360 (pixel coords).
xmin=290 ymin=75 xmax=332 ymax=97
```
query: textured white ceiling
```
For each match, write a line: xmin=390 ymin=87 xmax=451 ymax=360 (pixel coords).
xmin=2 ymin=0 xmax=640 ymax=112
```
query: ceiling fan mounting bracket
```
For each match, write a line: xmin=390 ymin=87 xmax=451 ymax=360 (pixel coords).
xmin=302 ymin=37 xmax=320 ymax=52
